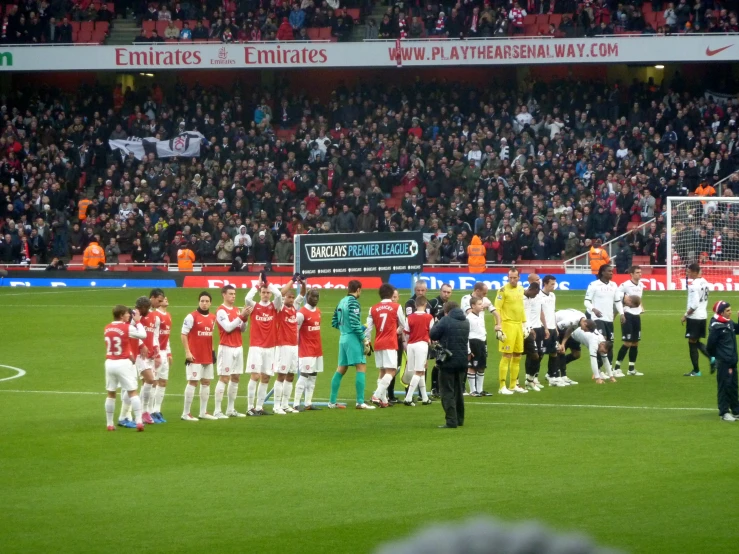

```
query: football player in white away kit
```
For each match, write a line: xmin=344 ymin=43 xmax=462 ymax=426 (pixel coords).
xmin=539 ymin=276 xmax=560 ymax=387
xmin=214 ymin=285 xmax=253 ymax=419
xmin=294 ymin=287 xmax=324 ymax=411
xmin=615 ymin=266 xmax=645 ymax=376
xmin=554 ymin=309 xmax=593 ymax=385
xmin=682 ymin=262 xmax=714 ymax=377
xmin=523 ymin=278 xmax=548 ymax=392
xmin=273 ymin=278 xmax=306 ymax=415
xmin=245 ymin=280 xmax=283 ymax=415
xmin=584 ymin=264 xmax=623 ymax=373
xmin=104 ymin=304 xmax=147 ymax=432
xmin=466 ymin=296 xmax=489 ymax=397
xmin=569 ymin=327 xmax=615 ymax=384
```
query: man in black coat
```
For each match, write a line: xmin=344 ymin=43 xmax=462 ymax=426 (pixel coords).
xmin=429 ymin=301 xmax=470 ymax=429
xmin=707 ymin=301 xmax=739 ymax=422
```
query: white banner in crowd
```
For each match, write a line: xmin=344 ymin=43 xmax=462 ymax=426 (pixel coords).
xmin=109 ymin=131 xmax=205 ymax=160
xmin=1 ymin=36 xmax=739 ymax=71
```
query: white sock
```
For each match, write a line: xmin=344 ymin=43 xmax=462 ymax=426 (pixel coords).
xmin=214 ymin=381 xmax=226 ymax=414
xmin=418 ymin=378 xmax=428 ymax=402
xmin=227 ymin=382 xmax=238 ymax=413
xmin=141 ymin=383 xmax=152 ymax=413
xmin=256 ymin=382 xmax=268 ymax=410
xmin=119 ymin=390 xmax=131 ymax=421
xmin=153 ymin=386 xmax=166 ymax=413
xmin=305 ymin=375 xmax=317 ymax=406
xmin=183 ymin=384 xmax=195 ymax=416
xmin=476 ymin=372 xmax=485 ymax=393
xmin=105 ymin=398 xmax=115 ymax=426
xmin=293 ymin=376 xmax=306 ymax=407
xmin=130 ymin=395 xmax=143 ymax=424
xmin=273 ymin=380 xmax=284 ymax=409
xmin=375 ymin=374 xmax=392 ymax=398
xmin=405 ymin=374 xmax=420 ymax=402
xmin=199 ymin=384 xmax=210 ymax=416
xmin=467 ymin=373 xmax=477 ymax=394
xmin=282 ymin=380 xmax=293 ymax=409
xmin=247 ymin=379 xmax=257 ymax=410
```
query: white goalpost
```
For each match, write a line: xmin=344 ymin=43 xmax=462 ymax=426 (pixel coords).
xmin=666 ymin=196 xmax=739 ymax=291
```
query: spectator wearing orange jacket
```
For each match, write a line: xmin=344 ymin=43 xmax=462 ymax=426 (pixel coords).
xmin=467 ymin=235 xmax=487 ymax=273
xmin=83 ymin=239 xmax=105 ymax=270
xmin=589 ymin=239 xmax=610 ymax=275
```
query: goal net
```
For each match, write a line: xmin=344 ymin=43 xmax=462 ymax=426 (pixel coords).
xmin=666 ymin=196 xmax=739 ymax=291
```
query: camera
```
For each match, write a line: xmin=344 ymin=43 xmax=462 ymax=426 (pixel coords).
xmin=433 ymin=344 xmax=453 ymax=363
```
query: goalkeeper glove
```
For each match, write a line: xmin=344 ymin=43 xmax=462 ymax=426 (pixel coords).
xmin=495 ymin=329 xmax=506 ymax=342
xmin=364 ymin=339 xmax=374 ymax=356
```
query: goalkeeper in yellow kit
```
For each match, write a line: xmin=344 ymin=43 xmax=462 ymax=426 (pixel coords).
xmin=494 ymin=268 xmax=528 ymax=395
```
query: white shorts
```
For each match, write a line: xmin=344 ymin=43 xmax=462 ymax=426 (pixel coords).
xmin=375 ymin=349 xmax=398 ymax=370
xmin=136 ymin=356 xmax=155 ymax=376
xmin=275 ymin=345 xmax=299 ymax=374
xmin=155 ymin=352 xmax=170 ymax=380
xmin=406 ymin=342 xmax=429 ymax=373
xmin=299 ymin=356 xmax=324 ymax=374
xmin=246 ymin=346 xmax=275 ymax=375
xmin=187 ymin=363 xmax=214 ymax=381
xmin=217 ymin=345 xmax=244 ymax=376
xmin=105 ymin=359 xmax=138 ymax=392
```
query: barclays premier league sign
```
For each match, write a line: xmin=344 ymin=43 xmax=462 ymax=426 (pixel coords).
xmin=294 ymin=232 xmax=424 ymax=277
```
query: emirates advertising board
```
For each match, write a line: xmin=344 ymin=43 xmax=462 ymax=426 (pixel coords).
xmin=1 ymin=36 xmax=738 ymax=72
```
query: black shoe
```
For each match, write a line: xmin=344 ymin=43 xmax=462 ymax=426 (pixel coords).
xmin=422 ymin=399 xmax=433 ymax=405
xmin=388 ymin=396 xmax=399 ymax=404
xmin=255 ymin=409 xmax=272 ymax=416
xmin=304 ymin=405 xmax=322 ymax=411
xmin=469 ymin=391 xmax=481 ymax=398
xmin=246 ymin=409 xmax=260 ymax=416
xmin=403 ymin=400 xmax=415 ymax=407
xmin=438 ymin=424 xmax=458 ymax=429
xmin=479 ymin=390 xmax=493 ymax=397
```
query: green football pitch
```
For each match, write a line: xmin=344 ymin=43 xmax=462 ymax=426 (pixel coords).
xmin=1 ymin=286 xmax=737 ymax=554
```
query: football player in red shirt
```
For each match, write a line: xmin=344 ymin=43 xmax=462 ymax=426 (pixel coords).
xmin=180 ymin=291 xmax=217 ymax=421
xmin=104 ymin=304 xmax=147 ymax=431
xmin=273 ymin=277 xmax=307 ymax=414
xmin=244 ymin=279 xmax=283 ymax=415
xmin=294 ymin=287 xmax=323 ymax=411
xmin=403 ymin=295 xmax=435 ymax=406
xmin=214 ymin=285 xmax=252 ymax=418
xmin=151 ymin=295 xmax=172 ymax=423
xmin=366 ymin=284 xmax=406 ymax=408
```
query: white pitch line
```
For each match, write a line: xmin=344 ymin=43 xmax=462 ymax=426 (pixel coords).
xmin=0 ymin=365 xmax=27 ymax=382
xmin=0 ymin=389 xmax=714 ymax=411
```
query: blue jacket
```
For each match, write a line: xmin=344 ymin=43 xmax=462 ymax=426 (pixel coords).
xmin=289 ymin=9 xmax=305 ymax=29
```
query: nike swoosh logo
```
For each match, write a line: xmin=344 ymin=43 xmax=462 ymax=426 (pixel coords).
xmin=706 ymin=45 xmax=733 ymax=56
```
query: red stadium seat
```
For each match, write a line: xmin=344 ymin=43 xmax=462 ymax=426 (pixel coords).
xmin=155 ymin=21 xmax=167 ymax=35
xmin=95 ymin=21 xmax=109 ymax=33
xmin=535 ymin=14 xmax=549 ymax=25
xmin=549 ymin=14 xmax=562 ymax=27
xmin=80 ymin=21 xmax=94 ymax=32
xmin=77 ymin=30 xmax=92 ymax=43
xmin=71 ymin=21 xmax=81 ymax=33
xmin=143 ymin=21 xmax=156 ymax=33
xmin=107 ymin=2 xmax=114 ymax=12
xmin=523 ymin=14 xmax=537 ymax=26
xmin=346 ymin=8 xmax=360 ymax=23
xmin=318 ymin=26 xmax=332 ymax=39
xmin=306 ymin=27 xmax=320 ymax=39
xmin=118 ymin=254 xmax=132 ymax=263
xmin=92 ymin=30 xmax=107 ymax=43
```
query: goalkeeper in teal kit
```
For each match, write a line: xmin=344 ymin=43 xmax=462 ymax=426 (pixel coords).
xmin=328 ymin=280 xmax=377 ymax=410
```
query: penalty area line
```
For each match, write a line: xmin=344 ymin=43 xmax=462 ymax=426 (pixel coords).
xmin=0 ymin=389 xmax=715 ymax=411
xmin=0 ymin=365 xmax=27 ymax=382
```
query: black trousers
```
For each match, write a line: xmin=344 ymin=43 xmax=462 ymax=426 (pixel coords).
xmin=439 ymin=368 xmax=466 ymax=427
xmin=717 ymin=361 xmax=739 ymax=416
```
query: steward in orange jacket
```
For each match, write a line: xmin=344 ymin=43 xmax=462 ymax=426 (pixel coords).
xmin=467 ymin=235 xmax=487 ymax=273
xmin=83 ymin=240 xmax=105 ymax=269
xmin=589 ymin=239 xmax=610 ymax=275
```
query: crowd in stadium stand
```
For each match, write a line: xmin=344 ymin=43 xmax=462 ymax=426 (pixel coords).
xmin=2 ymin=1 xmax=739 ymax=45
xmin=1 ymin=69 xmax=739 ymax=268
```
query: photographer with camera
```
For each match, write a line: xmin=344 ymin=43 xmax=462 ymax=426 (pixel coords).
xmin=429 ymin=301 xmax=470 ymax=429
